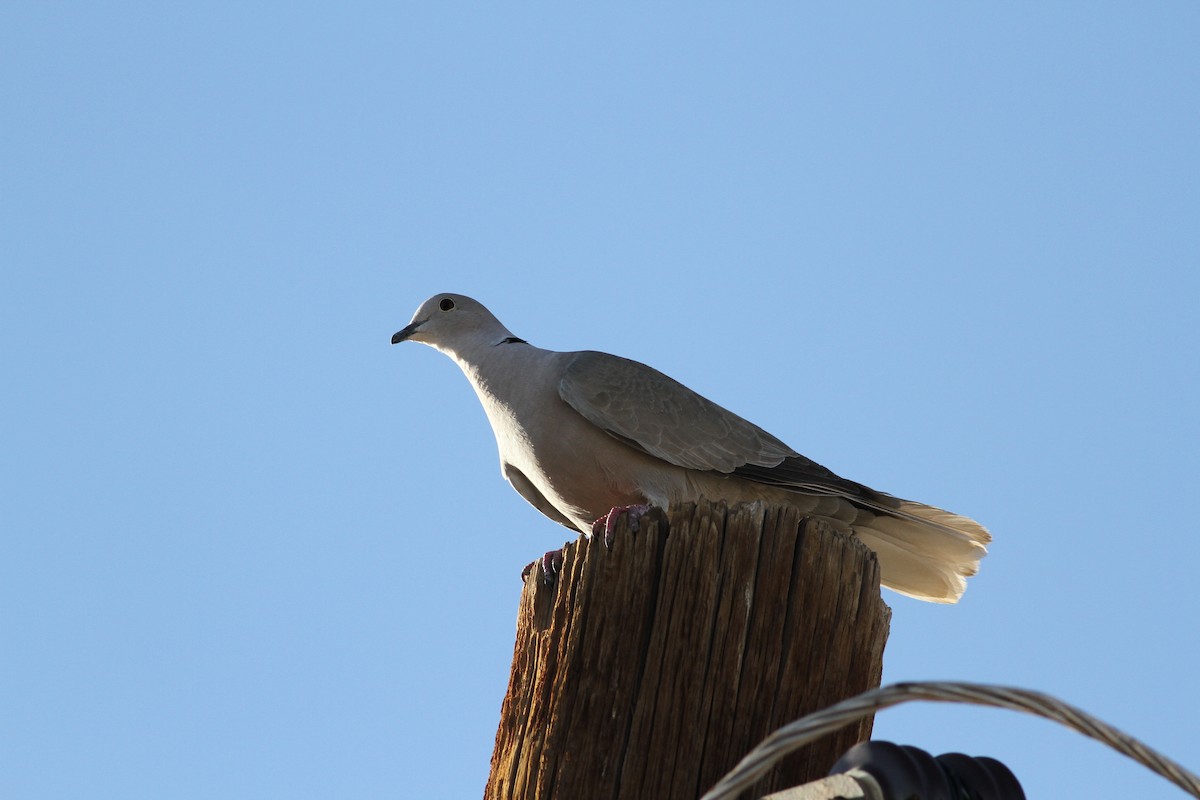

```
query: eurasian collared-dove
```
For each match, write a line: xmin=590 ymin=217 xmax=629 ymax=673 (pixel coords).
xmin=392 ymin=293 xmax=989 ymax=603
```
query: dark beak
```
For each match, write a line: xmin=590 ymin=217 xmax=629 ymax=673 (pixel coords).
xmin=391 ymin=319 xmax=424 ymax=344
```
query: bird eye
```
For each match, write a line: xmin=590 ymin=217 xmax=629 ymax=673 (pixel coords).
xmin=439 ymin=298 xmax=455 ymax=311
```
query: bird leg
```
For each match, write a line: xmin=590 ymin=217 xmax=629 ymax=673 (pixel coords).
xmin=591 ymin=503 xmax=653 ymax=548
xmin=520 ymin=548 xmax=564 ymax=585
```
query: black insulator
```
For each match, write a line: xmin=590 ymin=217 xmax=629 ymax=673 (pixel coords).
xmin=940 ymin=758 xmax=1027 ymax=800
xmin=829 ymin=740 xmax=1025 ymax=800
xmin=830 ymin=741 xmax=954 ymax=800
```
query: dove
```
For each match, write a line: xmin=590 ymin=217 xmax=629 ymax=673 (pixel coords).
xmin=391 ymin=293 xmax=989 ymax=603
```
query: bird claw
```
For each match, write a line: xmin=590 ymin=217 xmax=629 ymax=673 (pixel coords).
xmin=591 ymin=504 xmax=653 ymax=548
xmin=521 ymin=548 xmax=564 ymax=585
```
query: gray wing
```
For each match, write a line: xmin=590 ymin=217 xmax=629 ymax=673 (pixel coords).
xmin=558 ymin=350 xmax=900 ymax=507
xmin=559 ymin=351 xmax=984 ymax=562
xmin=557 ymin=351 xmax=797 ymax=472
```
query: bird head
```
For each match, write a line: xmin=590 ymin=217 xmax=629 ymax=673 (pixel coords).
xmin=391 ymin=293 xmax=519 ymax=358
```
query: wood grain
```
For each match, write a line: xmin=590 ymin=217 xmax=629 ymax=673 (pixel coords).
xmin=485 ymin=500 xmax=891 ymax=800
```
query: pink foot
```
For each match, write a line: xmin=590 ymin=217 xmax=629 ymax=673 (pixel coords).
xmin=591 ymin=504 xmax=653 ymax=548
xmin=521 ymin=548 xmax=564 ymax=585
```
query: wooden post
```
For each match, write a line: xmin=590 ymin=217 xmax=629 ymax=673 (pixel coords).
xmin=485 ymin=499 xmax=891 ymax=800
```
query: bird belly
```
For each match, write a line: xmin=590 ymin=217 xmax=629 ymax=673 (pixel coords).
xmin=506 ymin=431 xmax=654 ymax=534
xmin=490 ymin=403 xmax=674 ymax=534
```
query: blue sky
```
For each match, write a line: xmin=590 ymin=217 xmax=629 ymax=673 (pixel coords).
xmin=3 ymin=3 xmax=1198 ymax=798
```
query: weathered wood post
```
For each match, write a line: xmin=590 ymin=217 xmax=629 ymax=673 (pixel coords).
xmin=484 ymin=499 xmax=891 ymax=800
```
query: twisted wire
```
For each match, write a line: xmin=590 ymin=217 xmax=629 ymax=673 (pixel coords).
xmin=699 ymin=681 xmax=1200 ymax=800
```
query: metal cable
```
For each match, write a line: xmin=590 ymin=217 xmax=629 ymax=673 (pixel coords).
xmin=699 ymin=681 xmax=1200 ymax=800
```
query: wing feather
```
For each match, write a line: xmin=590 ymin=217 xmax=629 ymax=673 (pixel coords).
xmin=558 ymin=351 xmax=990 ymax=555
xmin=558 ymin=351 xmax=794 ymax=472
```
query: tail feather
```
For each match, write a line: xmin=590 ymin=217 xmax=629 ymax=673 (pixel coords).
xmin=731 ymin=455 xmax=990 ymax=602
xmin=852 ymin=529 xmax=969 ymax=603
xmin=851 ymin=500 xmax=989 ymax=603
